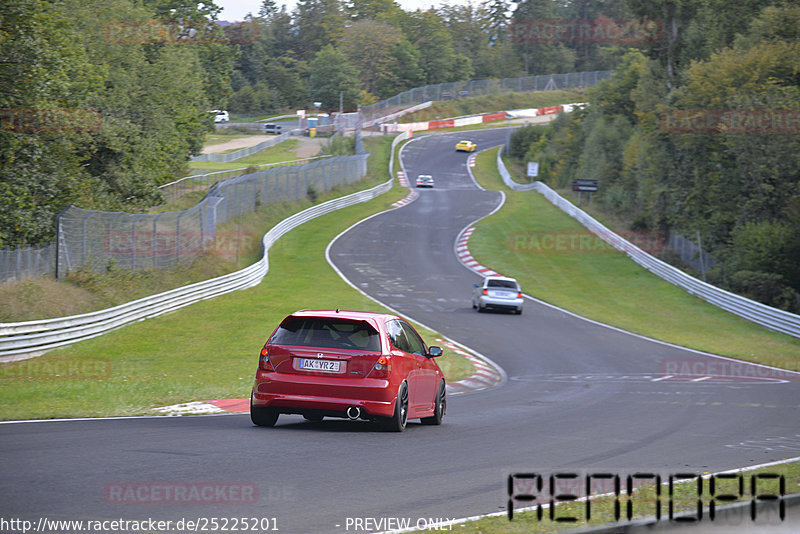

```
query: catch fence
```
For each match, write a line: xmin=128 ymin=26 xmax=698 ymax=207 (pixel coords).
xmin=0 ymin=244 xmax=55 ymax=284
xmin=158 ymin=155 xmax=332 ymax=204
xmin=360 ymin=70 xmax=613 ymax=125
xmin=55 ymin=154 xmax=368 ymax=277
xmin=190 ymin=132 xmax=292 ymax=163
xmin=666 ymin=233 xmax=716 ymax=275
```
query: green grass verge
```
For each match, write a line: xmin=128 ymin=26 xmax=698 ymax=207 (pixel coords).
xmin=470 ymin=147 xmax=800 ymax=368
xmin=187 ymin=139 xmax=303 ymax=172
xmin=452 ymin=461 xmax=799 ymax=533
xmin=203 ymin=133 xmax=252 ymax=146
xmin=401 ymin=89 xmax=587 ymax=123
xmin=0 ymin=136 xmax=474 ymax=420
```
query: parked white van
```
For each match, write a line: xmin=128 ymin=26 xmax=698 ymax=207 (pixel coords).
xmin=210 ymin=110 xmax=229 ymax=123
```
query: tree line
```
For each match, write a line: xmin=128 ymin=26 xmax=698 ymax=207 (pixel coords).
xmin=230 ymin=0 xmax=638 ymax=113
xmin=1 ymin=0 xmax=643 ymax=249
xmin=511 ymin=2 xmax=800 ymax=310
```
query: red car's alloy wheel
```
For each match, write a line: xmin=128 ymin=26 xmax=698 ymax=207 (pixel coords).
xmin=421 ymin=381 xmax=446 ymax=425
xmin=381 ymin=382 xmax=408 ymax=432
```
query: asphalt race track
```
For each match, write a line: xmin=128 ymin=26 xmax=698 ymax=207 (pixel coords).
xmin=1 ymin=129 xmax=799 ymax=533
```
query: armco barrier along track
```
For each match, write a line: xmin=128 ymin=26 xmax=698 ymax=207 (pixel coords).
xmin=496 ymin=146 xmax=800 ymax=338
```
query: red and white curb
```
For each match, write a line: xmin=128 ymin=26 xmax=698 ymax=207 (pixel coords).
xmin=154 ymin=339 xmax=502 ymax=415
xmin=391 ymin=170 xmax=418 ymax=208
xmin=437 ymin=339 xmax=502 ymax=395
xmin=154 ymin=398 xmax=248 ymax=415
xmin=456 ymin=227 xmax=500 ymax=277
xmin=468 ymin=154 xmax=476 ymax=168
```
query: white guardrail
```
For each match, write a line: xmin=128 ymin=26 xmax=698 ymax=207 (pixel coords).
xmin=496 ymin=147 xmax=800 ymax=338
xmin=0 ymin=165 xmax=397 ymax=359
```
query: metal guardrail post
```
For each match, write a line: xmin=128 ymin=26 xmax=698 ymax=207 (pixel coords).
xmin=80 ymin=211 xmax=92 ymax=267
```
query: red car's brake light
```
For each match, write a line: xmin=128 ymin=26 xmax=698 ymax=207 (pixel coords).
xmin=517 ymin=292 xmax=522 ymax=298
xmin=259 ymin=346 xmax=274 ymax=371
xmin=482 ymin=289 xmax=488 ymax=295
xmin=369 ymin=355 xmax=391 ymax=379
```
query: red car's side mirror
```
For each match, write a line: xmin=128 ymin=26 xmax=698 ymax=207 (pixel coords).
xmin=428 ymin=346 xmax=443 ymax=358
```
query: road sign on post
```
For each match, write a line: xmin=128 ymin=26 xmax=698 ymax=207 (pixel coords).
xmin=572 ymin=179 xmax=598 ymax=192
xmin=527 ymin=162 xmax=539 ymax=177
xmin=572 ymin=179 xmax=598 ymax=206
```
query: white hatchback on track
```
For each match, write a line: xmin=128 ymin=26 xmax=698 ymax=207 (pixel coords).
xmin=472 ymin=276 xmax=524 ymax=314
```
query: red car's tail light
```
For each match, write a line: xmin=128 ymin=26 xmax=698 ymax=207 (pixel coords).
xmin=517 ymin=292 xmax=522 ymax=298
xmin=482 ymin=289 xmax=488 ymax=295
xmin=259 ymin=346 xmax=274 ymax=371
xmin=369 ymin=355 xmax=391 ymax=378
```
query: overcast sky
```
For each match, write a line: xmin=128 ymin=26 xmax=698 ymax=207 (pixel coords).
xmin=216 ymin=0 xmax=446 ymax=20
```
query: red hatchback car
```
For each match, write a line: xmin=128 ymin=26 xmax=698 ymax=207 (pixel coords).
xmin=251 ymin=310 xmax=446 ymax=431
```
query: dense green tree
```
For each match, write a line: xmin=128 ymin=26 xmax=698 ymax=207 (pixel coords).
xmin=396 ymin=10 xmax=474 ymax=84
xmin=0 ymin=0 xmax=102 ymax=246
xmin=487 ymin=0 xmax=510 ymax=44
xmin=386 ymin=40 xmax=426 ymax=95
xmin=340 ymin=20 xmax=405 ymax=97
xmin=439 ymin=3 xmax=490 ymax=58
xmin=308 ymin=45 xmax=362 ymax=111
xmin=346 ymin=0 xmax=399 ymax=20
xmin=512 ymin=2 xmax=800 ymax=304
xmin=295 ymin=0 xmax=346 ymax=60
xmin=0 ymin=0 xmax=226 ymax=246
xmin=510 ymin=0 xmax=576 ymax=74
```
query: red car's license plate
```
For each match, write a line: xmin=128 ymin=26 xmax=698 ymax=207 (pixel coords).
xmin=298 ymin=358 xmax=341 ymax=372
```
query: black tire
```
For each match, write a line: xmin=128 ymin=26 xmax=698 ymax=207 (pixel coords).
xmin=421 ymin=381 xmax=446 ymax=425
xmin=250 ymin=393 xmax=278 ymax=427
xmin=381 ymin=382 xmax=408 ymax=432
xmin=516 ymin=308 xmax=523 ymax=315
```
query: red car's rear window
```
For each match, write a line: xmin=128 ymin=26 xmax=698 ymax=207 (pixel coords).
xmin=270 ymin=318 xmax=381 ymax=351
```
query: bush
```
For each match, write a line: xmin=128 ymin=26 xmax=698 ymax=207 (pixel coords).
xmin=730 ymin=221 xmax=794 ymax=282
xmin=322 ymin=135 xmax=355 ymax=156
xmin=228 ymin=83 xmax=278 ymax=115
xmin=307 ymin=185 xmax=319 ymax=203
xmin=729 ymin=270 xmax=797 ymax=312
xmin=509 ymin=126 xmax=543 ymax=160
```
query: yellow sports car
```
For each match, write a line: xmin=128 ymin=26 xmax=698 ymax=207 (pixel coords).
xmin=455 ymin=140 xmax=476 ymax=152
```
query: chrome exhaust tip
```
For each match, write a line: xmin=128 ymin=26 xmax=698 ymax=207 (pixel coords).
xmin=346 ymin=406 xmax=361 ymax=420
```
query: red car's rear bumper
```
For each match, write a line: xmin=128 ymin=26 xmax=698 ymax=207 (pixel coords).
xmin=252 ymin=371 xmax=396 ymax=418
